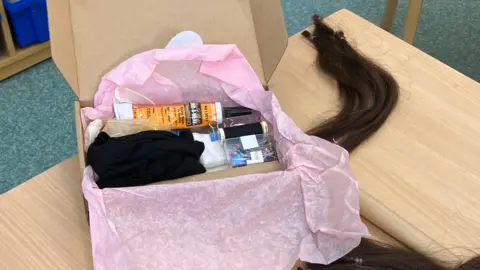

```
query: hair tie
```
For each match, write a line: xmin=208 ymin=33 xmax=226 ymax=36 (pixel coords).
xmin=301 ymin=30 xmax=312 ymax=39
xmin=335 ymin=31 xmax=345 ymax=40
xmin=345 ymin=256 xmax=363 ymax=265
xmin=354 ymin=257 xmax=363 ymax=265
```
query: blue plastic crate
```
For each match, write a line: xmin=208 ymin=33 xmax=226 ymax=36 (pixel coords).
xmin=3 ymin=0 xmax=50 ymax=48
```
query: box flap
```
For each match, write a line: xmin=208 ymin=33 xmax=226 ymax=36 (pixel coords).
xmin=47 ymin=0 xmax=287 ymax=102
xmin=250 ymin=0 xmax=288 ymax=81
xmin=47 ymin=0 xmax=80 ymax=97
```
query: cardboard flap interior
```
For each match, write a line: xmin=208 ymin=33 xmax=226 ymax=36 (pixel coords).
xmin=250 ymin=0 xmax=288 ymax=81
xmin=47 ymin=0 xmax=80 ymax=97
xmin=158 ymin=161 xmax=283 ymax=185
xmin=47 ymin=0 xmax=287 ymax=102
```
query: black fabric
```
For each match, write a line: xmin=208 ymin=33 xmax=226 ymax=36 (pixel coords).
xmin=87 ymin=130 xmax=206 ymax=188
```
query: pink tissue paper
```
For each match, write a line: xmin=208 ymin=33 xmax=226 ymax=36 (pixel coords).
xmin=80 ymin=44 xmax=369 ymax=270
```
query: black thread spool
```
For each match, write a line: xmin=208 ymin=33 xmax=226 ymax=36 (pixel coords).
xmin=218 ymin=121 xmax=268 ymax=143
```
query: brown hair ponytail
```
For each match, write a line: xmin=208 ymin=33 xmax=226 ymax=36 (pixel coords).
xmin=300 ymin=15 xmax=479 ymax=270
xmin=305 ymin=15 xmax=399 ymax=152
xmin=306 ymin=238 xmax=480 ymax=270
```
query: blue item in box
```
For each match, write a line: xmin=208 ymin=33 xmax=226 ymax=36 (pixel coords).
xmin=3 ymin=0 xmax=50 ymax=48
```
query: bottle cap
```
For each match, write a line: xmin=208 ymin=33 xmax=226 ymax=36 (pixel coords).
xmin=215 ymin=102 xmax=223 ymax=124
xmin=223 ymin=106 xmax=253 ymax=118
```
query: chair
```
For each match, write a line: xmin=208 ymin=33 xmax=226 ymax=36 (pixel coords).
xmin=381 ymin=0 xmax=423 ymax=44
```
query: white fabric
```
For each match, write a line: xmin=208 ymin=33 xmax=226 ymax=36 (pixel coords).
xmin=193 ymin=132 xmax=228 ymax=169
xmin=85 ymin=119 xmax=104 ymax=149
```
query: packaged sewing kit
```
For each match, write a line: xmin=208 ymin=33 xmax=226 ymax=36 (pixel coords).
xmin=224 ymin=134 xmax=277 ymax=168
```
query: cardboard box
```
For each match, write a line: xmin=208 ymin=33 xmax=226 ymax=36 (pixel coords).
xmin=46 ymin=0 xmax=288 ymax=179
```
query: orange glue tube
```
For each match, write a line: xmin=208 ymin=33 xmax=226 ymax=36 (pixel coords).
xmin=114 ymin=102 xmax=252 ymax=130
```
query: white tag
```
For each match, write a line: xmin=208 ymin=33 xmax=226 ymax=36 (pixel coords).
xmin=247 ymin=151 xmax=264 ymax=165
xmin=114 ymin=103 xmax=134 ymax=120
xmin=240 ymin=135 xmax=259 ymax=150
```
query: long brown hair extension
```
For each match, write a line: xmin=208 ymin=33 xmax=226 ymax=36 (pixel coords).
xmin=299 ymin=15 xmax=479 ymax=270
xmin=306 ymin=238 xmax=480 ymax=270
xmin=305 ymin=15 xmax=399 ymax=152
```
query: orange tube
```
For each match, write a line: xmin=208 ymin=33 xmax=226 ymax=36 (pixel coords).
xmin=114 ymin=102 xmax=222 ymax=130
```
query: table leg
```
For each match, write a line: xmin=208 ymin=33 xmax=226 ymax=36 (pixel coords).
xmin=403 ymin=0 xmax=423 ymax=44
xmin=380 ymin=0 xmax=398 ymax=32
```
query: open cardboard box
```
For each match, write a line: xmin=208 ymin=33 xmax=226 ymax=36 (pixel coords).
xmin=46 ymin=0 xmax=288 ymax=182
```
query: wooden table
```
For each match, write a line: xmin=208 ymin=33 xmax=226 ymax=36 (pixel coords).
xmin=0 ymin=156 xmax=400 ymax=269
xmin=0 ymin=156 xmax=92 ymax=269
xmin=269 ymin=9 xmax=480 ymax=260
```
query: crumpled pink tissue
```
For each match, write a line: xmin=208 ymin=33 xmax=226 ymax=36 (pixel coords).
xmin=81 ymin=44 xmax=369 ymax=270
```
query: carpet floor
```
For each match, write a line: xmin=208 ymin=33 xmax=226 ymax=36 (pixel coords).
xmin=0 ymin=0 xmax=479 ymax=193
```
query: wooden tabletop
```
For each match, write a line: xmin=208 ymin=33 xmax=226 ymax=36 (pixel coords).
xmin=0 ymin=156 xmax=93 ymax=269
xmin=269 ymin=9 xmax=480 ymax=260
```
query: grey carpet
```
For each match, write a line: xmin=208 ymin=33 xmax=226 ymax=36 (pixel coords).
xmin=0 ymin=0 xmax=479 ymax=193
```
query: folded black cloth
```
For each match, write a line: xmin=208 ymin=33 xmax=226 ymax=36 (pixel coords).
xmin=87 ymin=130 xmax=206 ymax=188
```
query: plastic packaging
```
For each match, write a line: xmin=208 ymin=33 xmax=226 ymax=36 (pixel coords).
xmin=114 ymin=102 xmax=252 ymax=130
xmin=224 ymin=134 xmax=277 ymax=168
xmin=102 ymin=119 xmax=171 ymax=137
xmin=192 ymin=132 xmax=228 ymax=169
